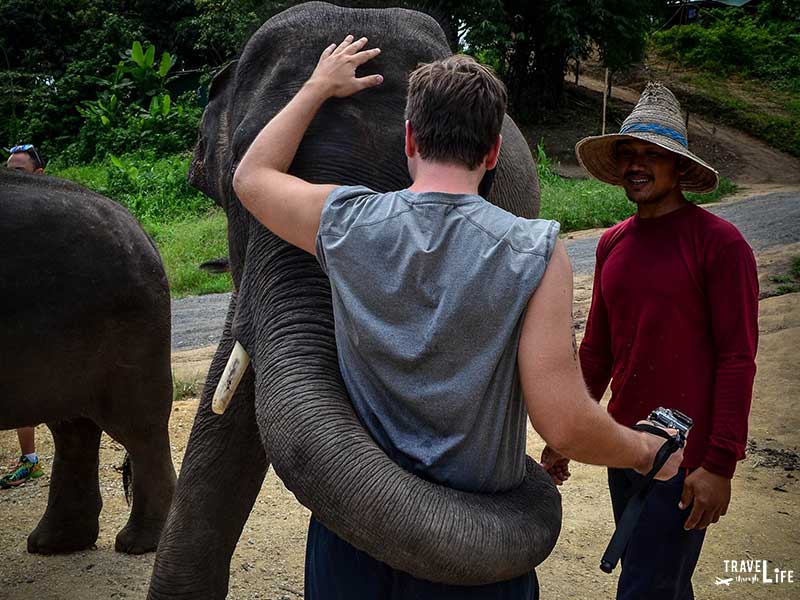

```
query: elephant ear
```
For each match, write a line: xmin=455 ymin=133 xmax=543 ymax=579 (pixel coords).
xmin=488 ymin=115 xmax=541 ymax=219
xmin=188 ymin=60 xmax=238 ymax=206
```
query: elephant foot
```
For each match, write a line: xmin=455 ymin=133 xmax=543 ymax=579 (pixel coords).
xmin=27 ymin=515 xmax=99 ymax=554
xmin=115 ymin=520 xmax=163 ymax=554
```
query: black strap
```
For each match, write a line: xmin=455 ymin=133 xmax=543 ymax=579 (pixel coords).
xmin=599 ymin=425 xmax=685 ymax=573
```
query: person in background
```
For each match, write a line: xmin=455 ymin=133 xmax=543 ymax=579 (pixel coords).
xmin=2 ymin=144 xmax=46 ymax=489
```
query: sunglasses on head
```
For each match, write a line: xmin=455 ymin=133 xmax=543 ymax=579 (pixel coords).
xmin=8 ymin=144 xmax=43 ymax=168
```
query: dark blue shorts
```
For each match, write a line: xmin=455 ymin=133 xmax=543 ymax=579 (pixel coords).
xmin=608 ymin=468 xmax=707 ymax=600
xmin=305 ymin=516 xmax=539 ymax=599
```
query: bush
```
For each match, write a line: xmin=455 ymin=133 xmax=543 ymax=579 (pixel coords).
xmin=49 ymin=151 xmax=212 ymax=223
xmin=650 ymin=10 xmax=800 ymax=92
xmin=66 ymin=40 xmax=203 ymax=162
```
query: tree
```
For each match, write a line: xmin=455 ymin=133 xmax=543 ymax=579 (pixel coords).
xmin=0 ymin=0 xmax=275 ymax=156
xmin=439 ymin=0 xmax=661 ymax=117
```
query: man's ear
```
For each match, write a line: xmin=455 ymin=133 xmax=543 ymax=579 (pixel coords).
xmin=34 ymin=168 xmax=44 ymax=174
xmin=404 ymin=120 xmax=416 ymax=159
xmin=485 ymin=134 xmax=503 ymax=171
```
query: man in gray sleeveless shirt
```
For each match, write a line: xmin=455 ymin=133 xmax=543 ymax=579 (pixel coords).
xmin=234 ymin=35 xmax=682 ymax=599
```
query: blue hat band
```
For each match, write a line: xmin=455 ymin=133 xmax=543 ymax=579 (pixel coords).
xmin=619 ymin=123 xmax=687 ymax=148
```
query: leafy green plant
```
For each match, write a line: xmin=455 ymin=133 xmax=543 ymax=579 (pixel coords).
xmin=72 ymin=40 xmax=200 ymax=161
xmin=768 ymin=256 xmax=800 ymax=296
xmin=50 ymin=151 xmax=211 ymax=223
xmin=535 ymin=140 xmax=560 ymax=185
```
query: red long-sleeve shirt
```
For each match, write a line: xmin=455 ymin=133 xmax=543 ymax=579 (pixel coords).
xmin=579 ymin=203 xmax=759 ymax=478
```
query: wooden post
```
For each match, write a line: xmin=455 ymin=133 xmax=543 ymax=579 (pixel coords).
xmin=602 ymin=68 xmax=609 ymax=135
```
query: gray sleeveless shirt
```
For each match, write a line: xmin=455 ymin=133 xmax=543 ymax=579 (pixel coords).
xmin=316 ymin=186 xmax=560 ymax=493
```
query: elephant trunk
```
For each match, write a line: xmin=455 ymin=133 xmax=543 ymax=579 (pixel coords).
xmin=148 ymin=296 xmax=269 ymax=600
xmin=246 ymin=243 xmax=562 ymax=585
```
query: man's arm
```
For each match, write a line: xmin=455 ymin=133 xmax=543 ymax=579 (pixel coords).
xmin=680 ymin=238 xmax=759 ymax=530
xmin=541 ymin=240 xmax=611 ymax=484
xmin=232 ymin=35 xmax=383 ymax=254
xmin=519 ymin=240 xmax=681 ymax=479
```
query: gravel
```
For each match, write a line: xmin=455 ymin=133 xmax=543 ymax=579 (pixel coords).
xmin=171 ymin=191 xmax=799 ymax=351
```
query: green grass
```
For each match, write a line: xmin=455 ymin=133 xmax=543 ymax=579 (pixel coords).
xmin=49 ymin=150 xmax=232 ymax=298
xmin=648 ymin=11 xmax=800 ymax=157
xmin=769 ymin=256 xmax=800 ymax=296
xmin=48 ymin=148 xmax=736 ymax=298
xmin=49 ymin=151 xmax=212 ymax=222
xmin=144 ymin=212 xmax=231 ymax=298
xmin=172 ymin=374 xmax=200 ymax=401
xmin=670 ymin=71 xmax=799 ymax=158
xmin=538 ymin=170 xmax=736 ymax=233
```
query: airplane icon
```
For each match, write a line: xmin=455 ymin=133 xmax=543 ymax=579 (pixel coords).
xmin=715 ymin=577 xmax=733 ymax=586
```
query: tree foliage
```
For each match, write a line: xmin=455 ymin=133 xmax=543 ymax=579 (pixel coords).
xmin=438 ymin=0 xmax=662 ymax=116
xmin=9 ymin=1 xmax=779 ymax=157
xmin=0 ymin=0 xmax=273 ymax=156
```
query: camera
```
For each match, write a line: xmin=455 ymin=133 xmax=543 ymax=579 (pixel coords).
xmin=648 ymin=407 xmax=693 ymax=441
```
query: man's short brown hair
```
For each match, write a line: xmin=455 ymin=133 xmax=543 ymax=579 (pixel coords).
xmin=405 ymin=55 xmax=507 ymax=170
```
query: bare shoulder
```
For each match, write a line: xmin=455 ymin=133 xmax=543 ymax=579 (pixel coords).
xmin=523 ymin=239 xmax=573 ymax=324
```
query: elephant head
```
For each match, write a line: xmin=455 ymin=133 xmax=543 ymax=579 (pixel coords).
xmin=149 ymin=3 xmax=561 ymax=598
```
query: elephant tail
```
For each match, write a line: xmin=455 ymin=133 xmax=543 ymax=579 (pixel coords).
xmin=122 ymin=453 xmax=133 ymax=506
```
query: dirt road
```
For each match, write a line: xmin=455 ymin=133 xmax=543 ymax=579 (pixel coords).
xmin=575 ymin=75 xmax=800 ymax=187
xmin=170 ymin=190 xmax=800 ymax=349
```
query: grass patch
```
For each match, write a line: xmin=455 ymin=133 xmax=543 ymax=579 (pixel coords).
xmin=49 ymin=146 xmax=735 ymax=298
xmin=144 ymin=212 xmax=232 ymax=298
xmin=769 ymin=256 xmax=800 ymax=296
xmin=50 ymin=150 xmax=232 ymax=298
xmin=669 ymin=71 xmax=799 ymax=158
xmin=648 ymin=9 xmax=800 ymax=156
xmin=49 ymin=151 xmax=212 ymax=222
xmin=173 ymin=375 xmax=200 ymax=401
xmin=537 ymin=149 xmax=736 ymax=232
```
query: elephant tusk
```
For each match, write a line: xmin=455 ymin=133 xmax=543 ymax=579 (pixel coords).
xmin=212 ymin=341 xmax=250 ymax=414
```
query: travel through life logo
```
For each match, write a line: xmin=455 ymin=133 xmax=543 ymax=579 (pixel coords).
xmin=715 ymin=559 xmax=795 ymax=586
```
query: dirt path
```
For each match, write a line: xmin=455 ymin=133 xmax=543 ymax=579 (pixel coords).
xmin=3 ymin=271 xmax=797 ymax=600
xmin=576 ymin=75 xmax=800 ymax=186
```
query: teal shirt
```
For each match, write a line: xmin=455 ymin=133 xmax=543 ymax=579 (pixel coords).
xmin=316 ymin=186 xmax=559 ymax=492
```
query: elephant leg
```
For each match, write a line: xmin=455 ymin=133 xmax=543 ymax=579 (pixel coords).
xmin=111 ymin=422 xmax=177 ymax=554
xmin=148 ymin=330 xmax=269 ymax=600
xmin=99 ymin=359 xmax=177 ymax=554
xmin=27 ymin=418 xmax=102 ymax=554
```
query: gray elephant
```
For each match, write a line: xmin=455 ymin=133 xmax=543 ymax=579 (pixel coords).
xmin=0 ymin=169 xmax=176 ymax=554
xmin=148 ymin=3 xmax=561 ymax=598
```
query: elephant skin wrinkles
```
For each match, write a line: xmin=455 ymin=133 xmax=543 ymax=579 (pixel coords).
xmin=149 ymin=3 xmax=561 ymax=597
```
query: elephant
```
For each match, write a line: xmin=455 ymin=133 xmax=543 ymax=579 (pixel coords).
xmin=0 ymin=168 xmax=176 ymax=554
xmin=148 ymin=2 xmax=561 ymax=598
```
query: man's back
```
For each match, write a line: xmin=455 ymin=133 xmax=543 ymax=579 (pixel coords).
xmin=316 ymin=185 xmax=559 ymax=492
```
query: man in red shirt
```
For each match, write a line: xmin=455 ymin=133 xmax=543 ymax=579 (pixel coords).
xmin=564 ymin=83 xmax=759 ymax=598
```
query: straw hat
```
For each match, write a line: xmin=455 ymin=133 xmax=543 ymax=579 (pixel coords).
xmin=575 ymin=82 xmax=719 ymax=193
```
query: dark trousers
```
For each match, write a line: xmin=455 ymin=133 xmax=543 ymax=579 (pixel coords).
xmin=607 ymin=468 xmax=706 ymax=600
xmin=305 ymin=516 xmax=539 ymax=600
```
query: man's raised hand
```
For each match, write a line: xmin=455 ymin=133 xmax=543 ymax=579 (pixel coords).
xmin=307 ymin=34 xmax=383 ymax=98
